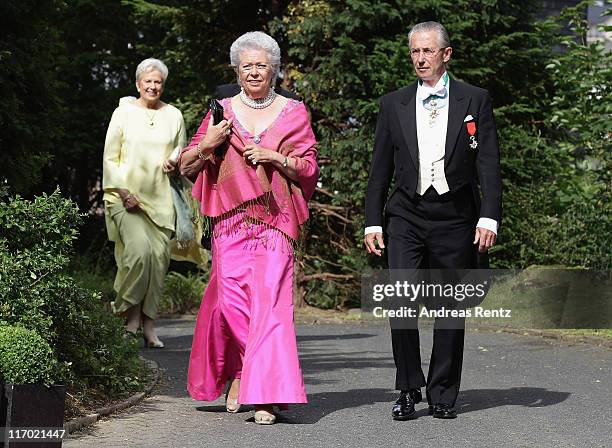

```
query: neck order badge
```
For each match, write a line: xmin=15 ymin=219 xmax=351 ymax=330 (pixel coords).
xmin=421 ymin=73 xmax=449 ymax=127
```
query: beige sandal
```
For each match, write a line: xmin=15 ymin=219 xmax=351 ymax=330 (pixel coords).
xmin=225 ymin=379 xmax=241 ymax=413
xmin=254 ymin=409 xmax=276 ymax=425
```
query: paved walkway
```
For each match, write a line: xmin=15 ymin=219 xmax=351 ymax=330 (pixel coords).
xmin=64 ymin=319 xmax=611 ymax=448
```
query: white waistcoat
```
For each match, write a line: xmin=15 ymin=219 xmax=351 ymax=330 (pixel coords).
xmin=415 ymin=81 xmax=450 ymax=195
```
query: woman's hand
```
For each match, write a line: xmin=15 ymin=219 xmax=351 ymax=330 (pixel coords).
xmin=179 ymin=117 xmax=233 ymax=179
xmin=118 ymin=189 xmax=141 ymax=213
xmin=201 ymin=117 xmax=233 ymax=151
xmin=123 ymin=194 xmax=141 ymax=213
xmin=244 ymin=145 xmax=283 ymax=165
xmin=162 ymin=159 xmax=177 ymax=173
xmin=244 ymin=145 xmax=302 ymax=182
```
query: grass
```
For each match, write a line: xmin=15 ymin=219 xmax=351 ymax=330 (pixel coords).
xmin=471 ymin=268 xmax=612 ymax=330
xmin=545 ymin=329 xmax=612 ymax=339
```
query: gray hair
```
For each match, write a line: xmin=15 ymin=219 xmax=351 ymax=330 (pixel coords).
xmin=408 ymin=21 xmax=451 ymax=48
xmin=135 ymin=58 xmax=169 ymax=82
xmin=230 ymin=31 xmax=281 ymax=83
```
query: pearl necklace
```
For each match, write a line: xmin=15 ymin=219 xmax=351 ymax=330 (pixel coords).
xmin=239 ymin=87 xmax=277 ymax=109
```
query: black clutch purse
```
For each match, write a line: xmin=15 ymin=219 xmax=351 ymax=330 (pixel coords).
xmin=209 ymin=98 xmax=224 ymax=125
xmin=209 ymin=99 xmax=227 ymax=160
xmin=200 ymin=99 xmax=226 ymax=250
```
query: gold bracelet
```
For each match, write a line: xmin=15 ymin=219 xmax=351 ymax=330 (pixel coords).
xmin=196 ymin=142 xmax=213 ymax=161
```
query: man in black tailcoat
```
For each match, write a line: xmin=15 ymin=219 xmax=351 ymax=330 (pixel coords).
xmin=364 ymin=21 xmax=502 ymax=420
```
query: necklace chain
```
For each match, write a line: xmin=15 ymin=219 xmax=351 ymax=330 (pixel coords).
xmin=144 ymin=109 xmax=156 ymax=127
xmin=137 ymin=99 xmax=158 ymax=127
xmin=239 ymin=87 xmax=277 ymax=109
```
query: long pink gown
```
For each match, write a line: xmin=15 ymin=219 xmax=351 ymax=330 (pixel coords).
xmin=186 ymin=98 xmax=318 ymax=406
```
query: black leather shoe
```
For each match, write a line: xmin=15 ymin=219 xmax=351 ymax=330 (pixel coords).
xmin=428 ymin=404 xmax=457 ymax=419
xmin=392 ymin=389 xmax=422 ymax=421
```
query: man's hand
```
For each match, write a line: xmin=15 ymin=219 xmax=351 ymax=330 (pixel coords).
xmin=364 ymin=232 xmax=385 ymax=257
xmin=474 ymin=227 xmax=496 ymax=253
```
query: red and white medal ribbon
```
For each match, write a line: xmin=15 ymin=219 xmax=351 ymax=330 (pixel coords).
xmin=466 ymin=122 xmax=478 ymax=149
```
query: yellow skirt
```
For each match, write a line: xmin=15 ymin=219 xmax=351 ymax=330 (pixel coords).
xmin=105 ymin=202 xmax=172 ymax=319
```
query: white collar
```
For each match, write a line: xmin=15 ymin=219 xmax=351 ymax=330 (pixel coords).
xmin=417 ymin=72 xmax=449 ymax=101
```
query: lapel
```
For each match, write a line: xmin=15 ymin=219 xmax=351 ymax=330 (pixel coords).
xmin=394 ymin=82 xmax=419 ymax=170
xmin=444 ymin=78 xmax=469 ymax=166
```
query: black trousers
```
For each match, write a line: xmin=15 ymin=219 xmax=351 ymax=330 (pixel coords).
xmin=385 ymin=185 xmax=477 ymax=407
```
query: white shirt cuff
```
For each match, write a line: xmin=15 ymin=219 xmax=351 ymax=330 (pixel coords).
xmin=364 ymin=226 xmax=383 ymax=235
xmin=476 ymin=218 xmax=498 ymax=235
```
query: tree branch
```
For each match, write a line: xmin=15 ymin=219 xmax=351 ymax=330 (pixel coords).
xmin=300 ymin=272 xmax=356 ymax=283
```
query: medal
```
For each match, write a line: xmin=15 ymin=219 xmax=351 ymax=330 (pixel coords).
xmin=428 ymin=99 xmax=440 ymax=126
xmin=466 ymin=122 xmax=478 ymax=149
xmin=421 ymin=73 xmax=449 ymax=127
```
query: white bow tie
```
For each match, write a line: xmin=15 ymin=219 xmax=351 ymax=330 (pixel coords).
xmin=418 ymin=84 xmax=447 ymax=101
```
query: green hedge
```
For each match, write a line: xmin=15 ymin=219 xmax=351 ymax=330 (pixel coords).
xmin=0 ymin=325 xmax=58 ymax=385
xmin=0 ymin=189 xmax=143 ymax=393
xmin=158 ymin=271 xmax=206 ymax=315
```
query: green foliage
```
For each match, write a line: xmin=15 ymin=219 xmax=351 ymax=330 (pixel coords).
xmin=0 ymin=325 xmax=59 ymax=385
xmin=537 ymin=1 xmax=611 ymax=269
xmin=272 ymin=0 xmax=566 ymax=307
xmin=1 ymin=0 xmax=609 ymax=311
xmin=122 ymin=0 xmax=293 ymax=133
xmin=0 ymin=0 xmax=65 ymax=193
xmin=493 ymin=0 xmax=611 ymax=270
xmin=158 ymin=271 xmax=206 ymax=315
xmin=0 ymin=190 xmax=144 ymax=393
xmin=70 ymin=252 xmax=117 ymax=303
xmin=547 ymin=2 xmax=611 ymax=161
xmin=46 ymin=0 xmax=145 ymax=207
xmin=0 ymin=188 xmax=82 ymax=259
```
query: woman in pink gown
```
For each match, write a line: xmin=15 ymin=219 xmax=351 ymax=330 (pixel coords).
xmin=180 ymin=31 xmax=318 ymax=425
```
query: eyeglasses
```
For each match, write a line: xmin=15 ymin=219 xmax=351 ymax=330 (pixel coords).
xmin=239 ymin=63 xmax=270 ymax=73
xmin=409 ymin=48 xmax=446 ymax=58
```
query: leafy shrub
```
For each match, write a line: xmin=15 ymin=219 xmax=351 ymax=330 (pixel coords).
xmin=70 ymin=253 xmax=117 ymax=303
xmin=0 ymin=325 xmax=59 ymax=385
xmin=159 ymin=271 xmax=206 ymax=315
xmin=0 ymin=189 xmax=144 ymax=393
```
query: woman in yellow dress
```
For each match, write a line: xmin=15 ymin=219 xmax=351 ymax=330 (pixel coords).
xmin=103 ymin=58 xmax=191 ymax=347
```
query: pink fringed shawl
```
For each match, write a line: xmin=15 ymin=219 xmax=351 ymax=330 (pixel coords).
xmin=184 ymin=98 xmax=319 ymax=242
